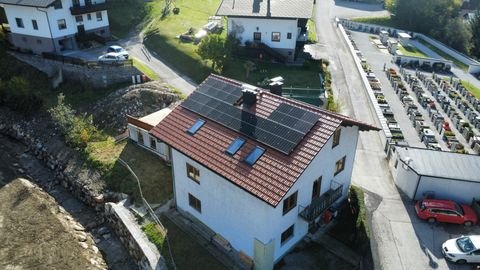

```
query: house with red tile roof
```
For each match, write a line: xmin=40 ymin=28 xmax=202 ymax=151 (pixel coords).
xmin=137 ymin=74 xmax=378 ymax=269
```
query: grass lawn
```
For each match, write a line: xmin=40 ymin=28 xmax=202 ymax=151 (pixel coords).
xmin=142 ymin=0 xmax=220 ymax=83
xmin=160 ymin=216 xmax=226 ymax=270
xmin=308 ymin=19 xmax=317 ymax=43
xmin=107 ymin=0 xmax=150 ymax=38
xmin=461 ymin=80 xmax=480 ymax=99
xmin=351 ymin=16 xmax=397 ymax=28
xmin=398 ymin=44 xmax=428 ymax=58
xmin=417 ymin=38 xmax=469 ymax=71
xmin=87 ymin=140 xmax=173 ymax=204
xmin=133 ymin=57 xmax=160 ymax=80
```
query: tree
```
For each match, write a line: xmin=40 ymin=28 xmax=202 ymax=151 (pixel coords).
xmin=443 ymin=17 xmax=472 ymax=54
xmin=470 ymin=11 xmax=480 ymax=58
xmin=197 ymin=34 xmax=239 ymax=72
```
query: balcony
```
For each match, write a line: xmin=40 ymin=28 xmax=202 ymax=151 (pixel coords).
xmin=70 ymin=1 xmax=107 ymax=15
xmin=299 ymin=185 xmax=343 ymax=222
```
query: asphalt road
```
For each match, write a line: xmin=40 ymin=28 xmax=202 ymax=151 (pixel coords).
xmin=314 ymin=1 xmax=477 ymax=270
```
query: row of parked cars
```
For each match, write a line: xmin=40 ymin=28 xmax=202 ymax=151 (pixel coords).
xmin=97 ymin=45 xmax=129 ymax=64
xmin=416 ymin=198 xmax=480 ymax=264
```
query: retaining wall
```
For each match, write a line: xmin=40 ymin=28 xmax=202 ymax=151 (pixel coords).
xmin=10 ymin=52 xmax=142 ymax=88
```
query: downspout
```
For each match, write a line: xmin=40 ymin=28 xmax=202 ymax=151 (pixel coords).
xmin=36 ymin=7 xmax=57 ymax=52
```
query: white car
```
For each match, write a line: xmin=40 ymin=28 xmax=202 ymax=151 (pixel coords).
xmin=98 ymin=52 xmax=127 ymax=64
xmin=442 ymin=235 xmax=480 ymax=264
xmin=107 ymin=45 xmax=129 ymax=59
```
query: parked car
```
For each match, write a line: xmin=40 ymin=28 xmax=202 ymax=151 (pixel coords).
xmin=415 ymin=199 xmax=478 ymax=226
xmin=98 ymin=52 xmax=127 ymax=64
xmin=442 ymin=235 xmax=480 ymax=264
xmin=107 ymin=45 xmax=129 ymax=59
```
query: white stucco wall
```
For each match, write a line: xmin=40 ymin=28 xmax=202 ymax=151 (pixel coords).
xmin=171 ymin=125 xmax=360 ymax=265
xmin=391 ymin=158 xmax=420 ymax=199
xmin=415 ymin=176 xmax=479 ymax=204
xmin=3 ymin=0 xmax=108 ymax=38
xmin=127 ymin=124 xmax=169 ymax=160
xmin=227 ymin=17 xmax=298 ymax=50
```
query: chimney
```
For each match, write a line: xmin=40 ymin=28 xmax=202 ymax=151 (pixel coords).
xmin=267 ymin=0 xmax=271 ymax=17
xmin=242 ymin=84 xmax=258 ymax=106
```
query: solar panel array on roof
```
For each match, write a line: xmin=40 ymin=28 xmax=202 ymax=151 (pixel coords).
xmin=181 ymin=79 xmax=319 ymax=154
xmin=197 ymin=76 xmax=243 ymax=104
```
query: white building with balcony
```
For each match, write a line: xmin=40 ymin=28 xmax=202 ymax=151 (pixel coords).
xmin=149 ymin=74 xmax=379 ymax=269
xmin=0 ymin=0 xmax=109 ymax=53
xmin=216 ymin=0 xmax=314 ymax=62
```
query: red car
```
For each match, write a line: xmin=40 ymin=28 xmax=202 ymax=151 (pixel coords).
xmin=415 ymin=199 xmax=478 ymax=226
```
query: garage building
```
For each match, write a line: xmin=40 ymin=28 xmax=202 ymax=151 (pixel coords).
xmin=389 ymin=147 xmax=480 ymax=204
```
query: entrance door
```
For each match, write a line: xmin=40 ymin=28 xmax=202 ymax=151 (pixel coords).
xmin=77 ymin=25 xmax=85 ymax=36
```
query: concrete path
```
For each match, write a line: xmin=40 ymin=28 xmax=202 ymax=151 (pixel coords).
xmin=313 ymin=234 xmax=361 ymax=267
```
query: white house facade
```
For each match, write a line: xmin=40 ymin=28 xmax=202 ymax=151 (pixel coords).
xmin=389 ymin=146 xmax=480 ymax=204
xmin=216 ymin=0 xmax=314 ymax=62
xmin=0 ymin=0 xmax=109 ymax=53
xmin=150 ymin=74 xmax=378 ymax=270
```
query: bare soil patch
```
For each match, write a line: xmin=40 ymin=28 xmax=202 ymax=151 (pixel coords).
xmin=0 ymin=178 xmax=106 ymax=269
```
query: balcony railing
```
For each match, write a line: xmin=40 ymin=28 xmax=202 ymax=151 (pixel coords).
xmin=299 ymin=185 xmax=343 ymax=222
xmin=70 ymin=1 xmax=107 ymax=15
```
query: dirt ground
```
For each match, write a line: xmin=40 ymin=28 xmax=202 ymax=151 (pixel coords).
xmin=0 ymin=135 xmax=135 ymax=269
xmin=0 ymin=178 xmax=105 ymax=269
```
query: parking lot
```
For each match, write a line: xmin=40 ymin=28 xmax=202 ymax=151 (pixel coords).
xmin=347 ymin=30 xmax=480 ymax=269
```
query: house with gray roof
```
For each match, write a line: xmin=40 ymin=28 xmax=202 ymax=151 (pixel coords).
xmin=0 ymin=0 xmax=109 ymax=53
xmin=216 ymin=0 xmax=314 ymax=62
xmin=389 ymin=146 xmax=480 ymax=204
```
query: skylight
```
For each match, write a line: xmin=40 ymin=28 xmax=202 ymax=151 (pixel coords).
xmin=226 ymin=137 xmax=246 ymax=156
xmin=244 ymin=146 xmax=265 ymax=166
xmin=187 ymin=119 xmax=205 ymax=135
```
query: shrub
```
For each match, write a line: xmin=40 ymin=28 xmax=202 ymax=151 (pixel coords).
xmin=142 ymin=222 xmax=166 ymax=249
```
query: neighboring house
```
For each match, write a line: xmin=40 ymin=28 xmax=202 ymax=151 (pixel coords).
xmin=149 ymin=74 xmax=378 ymax=269
xmin=216 ymin=0 xmax=314 ymax=62
xmin=127 ymin=108 xmax=172 ymax=161
xmin=0 ymin=0 xmax=109 ymax=53
xmin=389 ymin=146 xmax=480 ymax=204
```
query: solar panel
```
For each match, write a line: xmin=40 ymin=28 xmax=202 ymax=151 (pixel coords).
xmin=181 ymin=79 xmax=319 ymax=154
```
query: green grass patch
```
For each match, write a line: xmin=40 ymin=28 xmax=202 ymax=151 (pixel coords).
xmin=308 ymin=19 xmax=317 ymax=43
xmin=101 ymin=141 xmax=173 ymax=204
xmin=133 ymin=57 xmax=160 ymax=80
xmin=351 ymin=15 xmax=396 ymax=28
xmin=461 ymin=80 xmax=480 ymax=99
xmin=160 ymin=216 xmax=226 ymax=270
xmin=397 ymin=44 xmax=428 ymax=58
xmin=329 ymin=186 xmax=370 ymax=255
xmin=142 ymin=0 xmax=221 ymax=83
xmin=142 ymin=222 xmax=166 ymax=247
xmin=107 ymin=0 xmax=150 ymax=38
xmin=417 ymin=38 xmax=469 ymax=71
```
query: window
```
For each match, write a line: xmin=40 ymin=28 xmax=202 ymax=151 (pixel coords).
xmin=253 ymin=32 xmax=261 ymax=41
xmin=334 ymin=156 xmax=346 ymax=175
xmin=87 ymin=14 xmax=92 ymax=20
xmin=281 ymin=225 xmax=294 ymax=245
xmin=332 ymin=128 xmax=341 ymax=148
xmin=186 ymin=163 xmax=200 ymax=183
xmin=244 ymin=146 xmax=265 ymax=166
xmin=15 ymin=18 xmax=24 ymax=28
xmin=53 ymin=0 xmax=63 ymax=9
xmin=282 ymin=191 xmax=297 ymax=215
xmin=226 ymin=137 xmax=246 ymax=156
xmin=271 ymin=32 xmax=280 ymax=42
xmin=149 ymin=137 xmax=156 ymax=149
xmin=312 ymin=177 xmax=322 ymax=199
xmin=32 ymin=20 xmax=38 ymax=30
xmin=188 ymin=193 xmax=202 ymax=213
xmin=21 ymin=37 xmax=27 ymax=42
xmin=137 ymin=130 xmax=144 ymax=145
xmin=187 ymin=119 xmax=205 ymax=135
xmin=96 ymin=11 xmax=103 ymax=21
xmin=36 ymin=39 xmax=42 ymax=44
xmin=287 ymin=32 xmax=292 ymax=39
xmin=57 ymin=19 xmax=67 ymax=30
xmin=75 ymin=15 xmax=83 ymax=22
